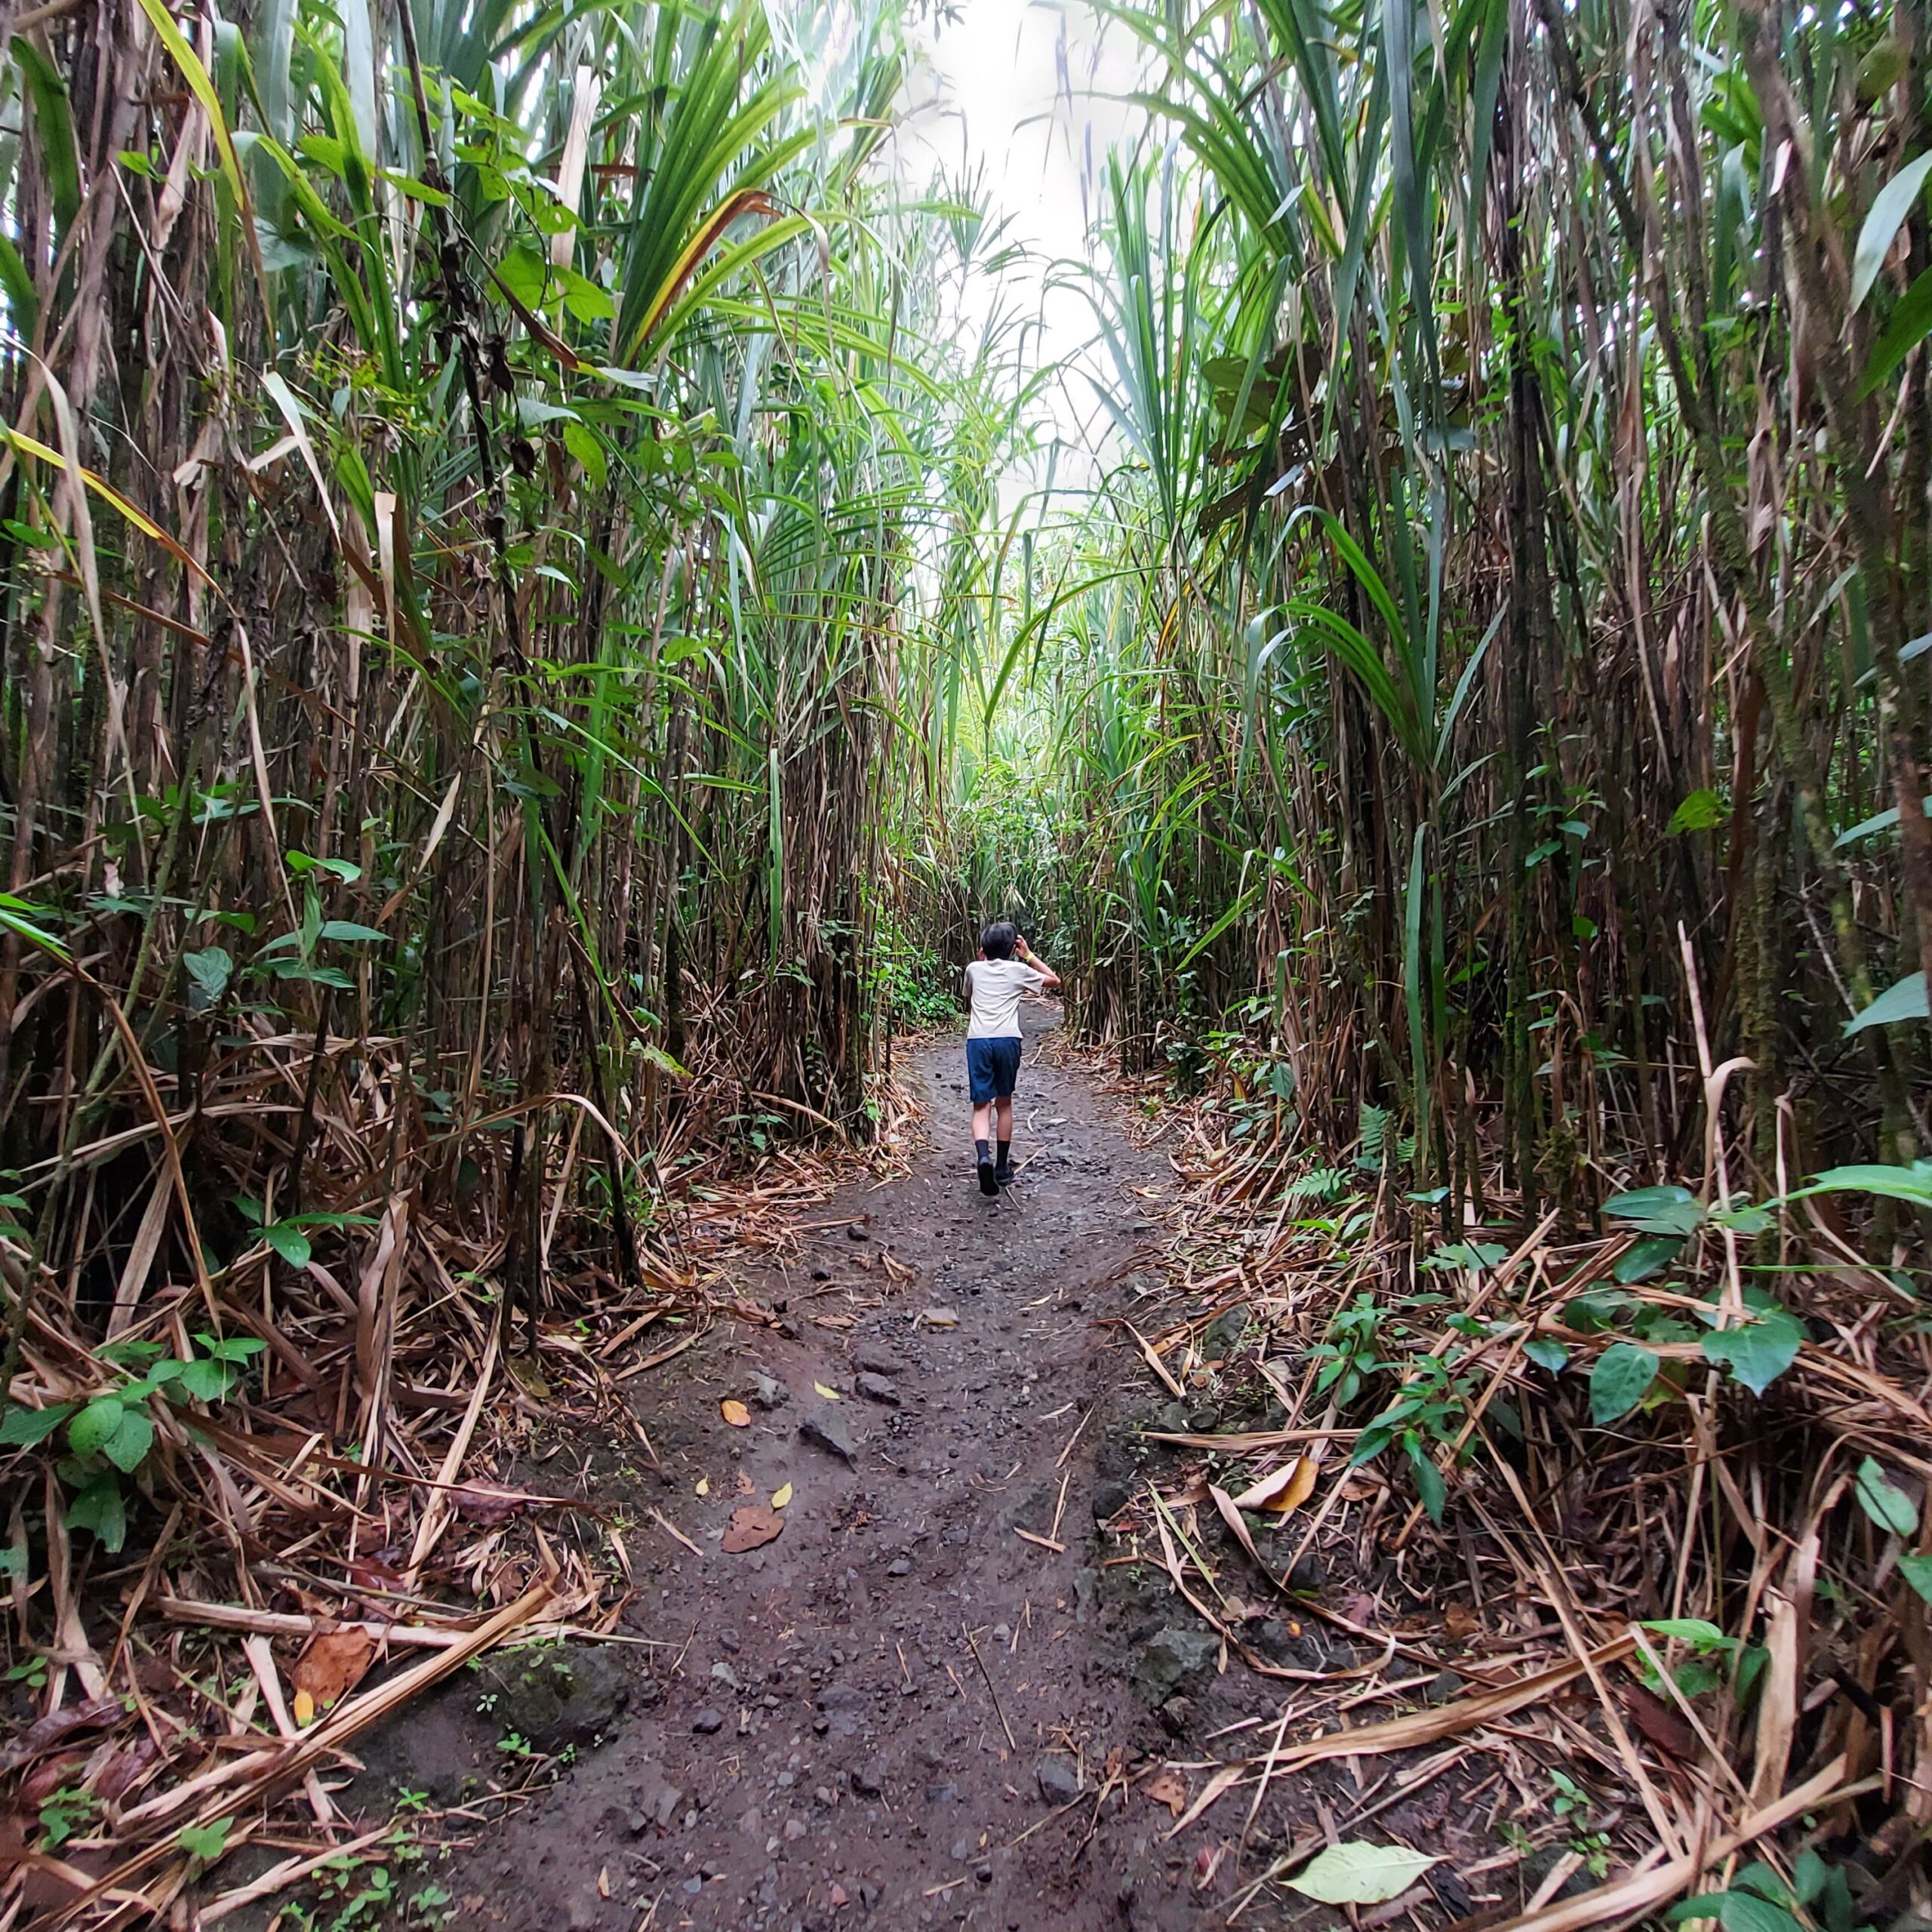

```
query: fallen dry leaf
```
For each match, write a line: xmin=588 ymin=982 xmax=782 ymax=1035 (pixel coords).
xmin=1442 ymin=1602 xmax=1480 ymax=1641
xmin=292 ymin=1626 xmax=377 ymax=1711
xmin=721 ymin=1398 xmax=751 ymax=1427
xmin=1230 ymin=1455 xmax=1318 ymax=1515
xmin=450 ymin=1485 xmax=531 ymax=1525
xmin=597 ymin=1866 xmax=611 ymax=1900
xmin=722 ymin=1504 xmax=786 ymax=1552
xmin=294 ymin=1687 xmax=315 ymax=1727
xmin=695 ymin=1475 xmax=710 ymax=1496
xmin=1623 ymin=1683 xmax=1698 ymax=1761
xmin=813 ymin=1381 xmax=841 ymax=1401
xmin=1143 ymin=1769 xmax=1188 ymax=1817
xmin=771 ymin=1481 xmax=793 ymax=1509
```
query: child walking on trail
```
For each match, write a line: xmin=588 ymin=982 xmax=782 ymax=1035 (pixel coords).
xmin=963 ymin=921 xmax=1060 ymax=1196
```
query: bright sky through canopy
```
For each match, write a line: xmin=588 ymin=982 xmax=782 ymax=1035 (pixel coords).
xmin=894 ymin=0 xmax=1147 ymax=485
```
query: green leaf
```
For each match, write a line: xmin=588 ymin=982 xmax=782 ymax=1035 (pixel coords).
xmin=67 ymin=1475 xmax=127 ymax=1552
xmin=1786 ymin=1161 xmax=1932 ymax=1209
xmin=1640 ymin=1617 xmax=1730 ymax=1649
xmin=1862 ymin=269 xmax=1932 ymax=396
xmin=177 ymin=1817 xmax=233 ymax=1864
xmin=1403 ymin=1431 xmax=1446 ymax=1524
xmin=1 ymin=1401 xmax=78 ymax=1446
xmin=1844 ymin=971 xmax=1928 ymax=1035
xmin=1287 ymin=1842 xmax=1441 ymax=1906
xmin=104 ymin=1406 xmax=154 ymax=1474
xmin=561 ymin=420 xmax=607 ymax=490
xmin=262 ymin=1223 xmax=312 ymax=1268
xmin=1898 ymin=1552 xmax=1932 ymax=1602
xmin=1700 ymin=1307 xmax=1803 ymax=1395
xmin=68 ymin=1395 xmax=127 ymax=1459
xmin=183 ymin=946 xmax=232 ymax=1010
xmin=1524 ymin=1338 xmax=1570 ymax=1373
xmin=315 ymin=921 xmax=386 ymax=944
xmin=1721 ymin=1888 xmax=1806 ymax=1932
xmin=1854 ymin=1457 xmax=1918 ymax=1537
xmin=1614 ymin=1236 xmax=1684 ymax=1284
xmin=173 ymin=1358 xmax=231 ymax=1401
xmin=492 ymin=235 xmax=550 ymax=308
xmin=1603 ymin=1186 xmax=1705 ymax=1235
xmin=1667 ymin=788 xmax=1727 ymax=834
xmin=1589 ymin=1343 xmax=1659 ymax=1424
xmin=1853 ymin=152 xmax=1932 ymax=312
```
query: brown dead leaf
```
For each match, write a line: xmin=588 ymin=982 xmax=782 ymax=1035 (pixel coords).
xmin=92 ymin=1738 xmax=159 ymax=1804
xmin=1442 ymin=1602 xmax=1480 ymax=1641
xmin=293 ymin=1626 xmax=378 ymax=1710
xmin=1230 ymin=1455 xmax=1318 ymax=1515
xmin=720 ymin=1398 xmax=752 ymax=1427
xmin=450 ymin=1485 xmax=531 ymax=1525
xmin=1143 ymin=1769 xmax=1188 ymax=1817
xmin=1623 ymin=1683 xmax=1698 ymax=1761
xmin=722 ymin=1504 xmax=785 ymax=1552
xmin=0 ymin=1694 xmax=129 ymax=1774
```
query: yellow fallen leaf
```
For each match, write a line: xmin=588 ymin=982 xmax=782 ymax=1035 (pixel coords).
xmin=813 ymin=1382 xmax=841 ymax=1401
xmin=695 ymin=1475 xmax=710 ymax=1496
xmin=293 ymin=1686 xmax=315 ymax=1727
xmin=596 ymin=1865 xmax=611 ymax=1899
xmin=721 ymin=1398 xmax=751 ymax=1427
xmin=771 ymin=1482 xmax=792 ymax=1509
xmin=1230 ymin=1455 xmax=1318 ymax=1515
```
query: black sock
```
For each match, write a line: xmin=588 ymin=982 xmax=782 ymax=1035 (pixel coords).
xmin=975 ymin=1138 xmax=992 ymax=1165
xmin=996 ymin=1139 xmax=1011 ymax=1170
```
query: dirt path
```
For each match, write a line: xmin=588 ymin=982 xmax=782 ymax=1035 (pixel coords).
xmin=413 ymin=1014 xmax=1235 ymax=1932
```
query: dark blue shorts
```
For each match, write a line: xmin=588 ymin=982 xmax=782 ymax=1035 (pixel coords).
xmin=965 ymin=1036 xmax=1023 ymax=1104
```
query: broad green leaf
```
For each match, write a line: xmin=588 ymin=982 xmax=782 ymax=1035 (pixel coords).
xmin=1287 ymin=1842 xmax=1441 ymax=1905
xmin=1667 ymin=788 xmax=1727 ymax=833
xmin=1899 ymin=1552 xmax=1932 ymax=1603
xmin=68 ymin=1395 xmax=127 ymax=1459
xmin=183 ymin=946 xmax=232 ymax=1009
xmin=1720 ymin=1888 xmax=1805 ymax=1932
xmin=1524 ymin=1338 xmax=1569 ymax=1373
xmin=67 ymin=1475 xmax=128 ymax=1552
xmin=316 ymin=920 xmax=386 ymax=943
xmin=1787 ymin=1161 xmax=1932 ymax=1209
xmin=1844 ymin=971 xmax=1928 ymax=1035
xmin=1700 ymin=1307 xmax=1803 ymax=1395
xmin=105 ymin=1406 xmax=154 ymax=1474
xmin=1589 ymin=1343 xmax=1659 ymax=1424
xmin=1614 ymin=1236 xmax=1684 ymax=1284
xmin=263 ymin=1223 xmax=312 ymax=1268
xmin=1854 ymin=1457 xmax=1918 ymax=1537
xmin=0 ymin=1401 xmax=77 ymax=1446
xmin=1852 ymin=152 xmax=1932 ymax=311
xmin=1603 ymin=1186 xmax=1704 ymax=1235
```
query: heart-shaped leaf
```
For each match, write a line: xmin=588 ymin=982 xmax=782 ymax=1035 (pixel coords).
xmin=1589 ymin=1343 xmax=1659 ymax=1424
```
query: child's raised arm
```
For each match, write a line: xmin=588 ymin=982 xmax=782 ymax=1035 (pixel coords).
xmin=1015 ymin=937 xmax=1061 ymax=989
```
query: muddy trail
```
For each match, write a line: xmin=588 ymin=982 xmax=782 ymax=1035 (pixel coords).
xmin=353 ymin=1016 xmax=1315 ymax=1932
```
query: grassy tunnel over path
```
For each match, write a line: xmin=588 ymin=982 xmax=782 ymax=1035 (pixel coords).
xmin=3 ymin=0 xmax=1932 ymax=1924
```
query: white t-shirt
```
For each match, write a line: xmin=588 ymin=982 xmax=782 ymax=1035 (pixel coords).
xmin=964 ymin=958 xmax=1046 ymax=1039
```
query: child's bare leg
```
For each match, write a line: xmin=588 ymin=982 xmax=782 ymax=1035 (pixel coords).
xmin=972 ymin=1102 xmax=992 ymax=1143
xmin=994 ymin=1095 xmax=1014 ymax=1179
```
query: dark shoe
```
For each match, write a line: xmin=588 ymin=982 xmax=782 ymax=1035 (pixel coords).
xmin=977 ymin=1158 xmax=999 ymax=1197
xmin=995 ymin=1161 xmax=1014 ymax=1186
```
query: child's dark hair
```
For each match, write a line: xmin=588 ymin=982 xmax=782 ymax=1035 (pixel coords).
xmin=980 ymin=921 xmax=1018 ymax=960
